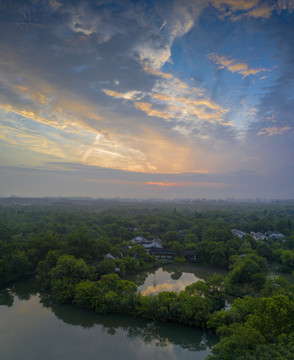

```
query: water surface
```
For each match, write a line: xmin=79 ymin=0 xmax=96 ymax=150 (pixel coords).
xmin=0 ymin=280 xmax=218 ymax=360
xmin=125 ymin=264 xmax=228 ymax=294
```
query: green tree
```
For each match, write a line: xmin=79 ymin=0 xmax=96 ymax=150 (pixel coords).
xmin=170 ymin=241 xmax=184 ymax=257
xmin=50 ymin=255 xmax=90 ymax=303
xmin=0 ymin=259 xmax=11 ymax=287
xmin=75 ymin=280 xmax=99 ymax=309
xmin=226 ymin=254 xmax=268 ymax=295
xmin=97 ymin=259 xmax=116 ymax=275
xmin=128 ymin=245 xmax=148 ymax=259
xmin=10 ymin=251 xmax=32 ymax=280
xmin=281 ymin=250 xmax=294 ymax=273
xmin=183 ymin=233 xmax=199 ymax=247
xmin=36 ymin=250 xmax=63 ymax=289
xmin=208 ymin=323 xmax=266 ymax=360
xmin=248 ymin=295 xmax=294 ymax=344
xmin=66 ymin=231 xmax=98 ymax=262
xmin=162 ymin=231 xmax=180 ymax=245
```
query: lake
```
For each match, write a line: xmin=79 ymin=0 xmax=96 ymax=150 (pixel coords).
xmin=0 ymin=275 xmax=219 ymax=360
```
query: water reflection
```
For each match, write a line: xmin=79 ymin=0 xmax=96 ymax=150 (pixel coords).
xmin=0 ymin=289 xmax=14 ymax=307
xmin=125 ymin=264 xmax=228 ymax=294
xmin=1 ymin=279 xmax=218 ymax=355
xmin=0 ymin=279 xmax=38 ymax=307
xmin=170 ymin=270 xmax=182 ymax=280
xmin=39 ymin=295 xmax=217 ymax=352
xmin=10 ymin=279 xmax=38 ymax=300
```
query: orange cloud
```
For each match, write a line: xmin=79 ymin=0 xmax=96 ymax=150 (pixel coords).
xmin=258 ymin=126 xmax=292 ymax=136
xmin=1 ymin=103 xmax=98 ymax=134
xmin=103 ymin=70 xmax=229 ymax=130
xmin=211 ymin=0 xmax=259 ymax=12
xmin=143 ymin=181 xmax=228 ymax=188
xmin=151 ymin=93 xmax=173 ymax=102
xmin=134 ymin=101 xmax=172 ymax=120
xmin=211 ymin=1 xmax=294 ymax=20
xmin=210 ymin=0 xmax=273 ymax=19
xmin=86 ymin=179 xmax=228 ymax=189
xmin=0 ymin=122 xmax=67 ymax=160
xmin=15 ymin=85 xmax=48 ymax=104
xmin=247 ymin=5 xmax=273 ymax=18
xmin=143 ymin=66 xmax=173 ymax=79
xmin=208 ymin=53 xmax=270 ymax=78
xmin=150 ymin=80 xmax=229 ymax=126
xmin=177 ymin=97 xmax=228 ymax=123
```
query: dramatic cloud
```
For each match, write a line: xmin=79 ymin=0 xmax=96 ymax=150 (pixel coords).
xmin=103 ymin=71 xmax=230 ymax=133
xmin=0 ymin=0 xmax=293 ymax=198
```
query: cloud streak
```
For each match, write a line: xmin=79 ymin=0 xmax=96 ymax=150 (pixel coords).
xmin=258 ymin=126 xmax=293 ymax=136
xmin=208 ymin=53 xmax=270 ymax=78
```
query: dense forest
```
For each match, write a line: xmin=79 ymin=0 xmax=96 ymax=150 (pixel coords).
xmin=1 ymin=199 xmax=294 ymax=359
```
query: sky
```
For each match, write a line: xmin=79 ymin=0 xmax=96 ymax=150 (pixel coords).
xmin=0 ymin=0 xmax=294 ymax=200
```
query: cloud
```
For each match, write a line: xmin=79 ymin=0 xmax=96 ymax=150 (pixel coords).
xmin=151 ymin=94 xmax=172 ymax=102
xmin=276 ymin=0 xmax=294 ymax=12
xmin=0 ymin=0 xmax=293 ymax=196
xmin=246 ymin=4 xmax=273 ymax=19
xmin=211 ymin=0 xmax=260 ymax=12
xmin=85 ymin=179 xmax=228 ymax=189
xmin=210 ymin=0 xmax=270 ymax=20
xmin=134 ymin=102 xmax=172 ymax=120
xmin=142 ymin=66 xmax=173 ymax=79
xmin=135 ymin=43 xmax=172 ymax=70
xmin=0 ymin=117 xmax=67 ymax=161
xmin=142 ymin=181 xmax=228 ymax=188
xmin=208 ymin=53 xmax=270 ymax=78
xmin=1 ymin=162 xmax=293 ymax=199
xmin=258 ymin=126 xmax=293 ymax=136
xmin=134 ymin=0 xmax=206 ymax=69
xmin=103 ymin=70 xmax=230 ymax=134
xmin=102 ymin=89 xmax=142 ymax=101
xmin=210 ymin=0 xmax=294 ymax=20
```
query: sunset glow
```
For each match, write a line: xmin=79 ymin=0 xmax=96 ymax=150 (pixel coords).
xmin=0 ymin=0 xmax=293 ymax=199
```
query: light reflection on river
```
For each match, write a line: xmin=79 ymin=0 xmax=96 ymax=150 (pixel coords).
xmin=125 ymin=264 xmax=228 ymax=294
xmin=0 ymin=279 xmax=218 ymax=360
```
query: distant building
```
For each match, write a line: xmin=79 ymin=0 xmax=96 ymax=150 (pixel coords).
xmin=104 ymin=253 xmax=116 ymax=260
xmin=231 ymin=229 xmax=247 ymax=238
xmin=183 ymin=249 xmax=197 ymax=262
xmin=131 ymin=235 xmax=148 ymax=244
xmin=250 ymin=231 xmax=285 ymax=241
xmin=267 ymin=232 xmax=285 ymax=241
xmin=147 ymin=247 xmax=197 ymax=262
xmin=141 ymin=240 xmax=162 ymax=249
xmin=148 ymin=247 xmax=175 ymax=259
xmin=250 ymin=232 xmax=267 ymax=241
xmin=131 ymin=234 xmax=163 ymax=250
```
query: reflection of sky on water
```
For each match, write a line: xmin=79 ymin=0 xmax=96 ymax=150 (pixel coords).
xmin=0 ymin=293 xmax=212 ymax=360
xmin=140 ymin=270 xmax=201 ymax=295
xmin=126 ymin=264 xmax=229 ymax=293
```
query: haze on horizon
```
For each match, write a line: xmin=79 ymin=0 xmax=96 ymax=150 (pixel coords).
xmin=0 ymin=0 xmax=293 ymax=200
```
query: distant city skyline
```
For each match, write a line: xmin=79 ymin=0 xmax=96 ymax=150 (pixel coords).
xmin=0 ymin=1 xmax=293 ymax=199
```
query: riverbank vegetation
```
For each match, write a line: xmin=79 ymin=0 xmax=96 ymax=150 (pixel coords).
xmin=1 ymin=199 xmax=294 ymax=358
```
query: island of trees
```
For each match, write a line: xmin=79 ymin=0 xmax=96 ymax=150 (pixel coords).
xmin=1 ymin=198 xmax=294 ymax=359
